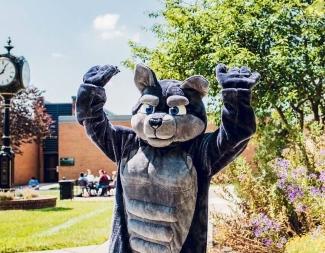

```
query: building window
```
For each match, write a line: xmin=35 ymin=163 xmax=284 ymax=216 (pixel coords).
xmin=59 ymin=157 xmax=75 ymax=166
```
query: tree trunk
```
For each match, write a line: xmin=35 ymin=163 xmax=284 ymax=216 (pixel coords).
xmin=299 ymin=111 xmax=304 ymax=131
xmin=274 ymin=106 xmax=291 ymax=130
xmin=310 ymin=101 xmax=320 ymax=122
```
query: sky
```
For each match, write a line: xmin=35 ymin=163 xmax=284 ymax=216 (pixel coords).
xmin=0 ymin=0 xmax=162 ymax=114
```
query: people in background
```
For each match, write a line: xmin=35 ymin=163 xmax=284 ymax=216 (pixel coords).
xmin=86 ymin=169 xmax=95 ymax=182
xmin=98 ymin=169 xmax=110 ymax=186
xmin=78 ymin=172 xmax=89 ymax=197
xmin=78 ymin=172 xmax=88 ymax=184
xmin=104 ymin=170 xmax=112 ymax=180
xmin=97 ymin=169 xmax=110 ymax=196
xmin=28 ymin=177 xmax=40 ymax=190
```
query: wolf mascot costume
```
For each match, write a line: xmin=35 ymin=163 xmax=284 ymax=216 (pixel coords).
xmin=76 ymin=63 xmax=259 ymax=253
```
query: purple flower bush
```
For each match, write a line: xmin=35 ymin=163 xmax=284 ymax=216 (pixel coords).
xmin=269 ymin=130 xmax=325 ymax=247
xmin=275 ymin=158 xmax=325 ymax=201
xmin=319 ymin=171 xmax=325 ymax=183
xmin=212 ymin=124 xmax=324 ymax=252
xmin=274 ymin=156 xmax=325 ymax=215
xmin=249 ymin=213 xmax=286 ymax=248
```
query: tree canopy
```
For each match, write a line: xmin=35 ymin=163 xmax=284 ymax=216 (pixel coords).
xmin=124 ymin=0 xmax=324 ymax=129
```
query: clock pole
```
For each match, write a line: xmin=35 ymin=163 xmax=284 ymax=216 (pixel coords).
xmin=0 ymin=95 xmax=13 ymax=189
xmin=0 ymin=38 xmax=15 ymax=189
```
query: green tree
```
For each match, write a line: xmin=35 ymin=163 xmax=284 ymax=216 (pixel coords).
xmin=124 ymin=0 xmax=324 ymax=130
xmin=124 ymin=2 xmax=325 ymax=245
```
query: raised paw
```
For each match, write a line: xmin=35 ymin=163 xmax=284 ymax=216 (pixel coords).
xmin=83 ymin=65 xmax=120 ymax=87
xmin=216 ymin=63 xmax=260 ymax=89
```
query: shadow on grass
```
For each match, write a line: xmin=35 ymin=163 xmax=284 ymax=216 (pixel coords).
xmin=30 ymin=207 xmax=73 ymax=212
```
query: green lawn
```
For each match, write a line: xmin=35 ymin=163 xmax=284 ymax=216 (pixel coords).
xmin=0 ymin=190 xmax=114 ymax=253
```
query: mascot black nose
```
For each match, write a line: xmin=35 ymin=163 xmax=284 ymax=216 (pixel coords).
xmin=149 ymin=118 xmax=162 ymax=129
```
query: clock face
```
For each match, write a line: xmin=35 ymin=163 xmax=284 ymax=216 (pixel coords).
xmin=22 ymin=60 xmax=30 ymax=87
xmin=0 ymin=57 xmax=16 ymax=86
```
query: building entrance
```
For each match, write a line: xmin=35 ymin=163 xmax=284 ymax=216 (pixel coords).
xmin=44 ymin=154 xmax=58 ymax=182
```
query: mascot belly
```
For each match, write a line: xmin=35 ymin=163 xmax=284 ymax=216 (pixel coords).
xmin=121 ymin=146 xmax=197 ymax=253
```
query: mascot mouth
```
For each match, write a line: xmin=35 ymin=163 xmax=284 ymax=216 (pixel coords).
xmin=148 ymin=136 xmax=173 ymax=141
xmin=153 ymin=130 xmax=174 ymax=140
xmin=146 ymin=136 xmax=174 ymax=147
xmin=145 ymin=129 xmax=174 ymax=140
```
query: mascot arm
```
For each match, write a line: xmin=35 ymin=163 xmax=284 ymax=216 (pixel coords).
xmin=200 ymin=64 xmax=259 ymax=177
xmin=76 ymin=65 xmax=136 ymax=162
xmin=205 ymin=88 xmax=256 ymax=176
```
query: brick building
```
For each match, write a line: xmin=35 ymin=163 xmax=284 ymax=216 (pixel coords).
xmin=58 ymin=114 xmax=131 ymax=180
xmin=12 ymin=97 xmax=254 ymax=185
xmin=13 ymin=97 xmax=132 ymax=185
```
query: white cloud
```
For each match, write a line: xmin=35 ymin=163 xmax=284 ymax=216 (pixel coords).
xmin=93 ymin=13 xmax=138 ymax=41
xmin=93 ymin=13 xmax=125 ymax=40
xmin=93 ymin=13 xmax=119 ymax=31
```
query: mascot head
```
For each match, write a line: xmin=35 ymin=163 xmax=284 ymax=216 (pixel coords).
xmin=131 ymin=63 xmax=208 ymax=148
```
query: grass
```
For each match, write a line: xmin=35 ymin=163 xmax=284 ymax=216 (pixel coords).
xmin=0 ymin=190 xmax=114 ymax=253
xmin=285 ymin=232 xmax=325 ymax=253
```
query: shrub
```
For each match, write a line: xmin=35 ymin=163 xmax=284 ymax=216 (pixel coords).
xmin=0 ymin=188 xmax=39 ymax=201
xmin=15 ymin=188 xmax=39 ymax=200
xmin=0 ymin=191 xmax=14 ymax=201
xmin=285 ymin=228 xmax=325 ymax=253
xmin=212 ymin=122 xmax=324 ymax=251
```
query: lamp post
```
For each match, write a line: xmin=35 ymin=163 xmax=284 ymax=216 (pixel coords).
xmin=0 ymin=37 xmax=30 ymax=189
xmin=0 ymin=95 xmax=13 ymax=189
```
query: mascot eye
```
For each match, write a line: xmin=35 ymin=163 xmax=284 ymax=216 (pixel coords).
xmin=139 ymin=104 xmax=155 ymax=115
xmin=169 ymin=105 xmax=186 ymax=116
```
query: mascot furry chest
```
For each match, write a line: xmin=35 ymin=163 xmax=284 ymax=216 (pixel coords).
xmin=76 ymin=63 xmax=259 ymax=253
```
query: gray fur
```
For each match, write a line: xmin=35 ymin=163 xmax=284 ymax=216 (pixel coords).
xmin=77 ymin=63 xmax=257 ymax=253
xmin=174 ymin=115 xmax=205 ymax=142
xmin=132 ymin=67 xmax=208 ymax=148
xmin=131 ymin=113 xmax=205 ymax=148
xmin=166 ymin=95 xmax=189 ymax=107
xmin=134 ymin=64 xmax=157 ymax=92
xmin=130 ymin=113 xmax=147 ymax=141
xmin=125 ymin=199 xmax=177 ymax=222
xmin=130 ymin=238 xmax=169 ymax=253
xmin=181 ymin=75 xmax=209 ymax=97
xmin=121 ymin=146 xmax=197 ymax=253
xmin=144 ymin=114 xmax=175 ymax=139
xmin=128 ymin=219 xmax=173 ymax=242
xmin=140 ymin=94 xmax=160 ymax=107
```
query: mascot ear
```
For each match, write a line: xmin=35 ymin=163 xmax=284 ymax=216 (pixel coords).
xmin=134 ymin=63 xmax=159 ymax=92
xmin=181 ymin=75 xmax=209 ymax=98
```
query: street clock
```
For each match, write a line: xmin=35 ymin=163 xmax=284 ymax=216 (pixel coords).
xmin=0 ymin=37 xmax=30 ymax=95
xmin=0 ymin=37 xmax=30 ymax=189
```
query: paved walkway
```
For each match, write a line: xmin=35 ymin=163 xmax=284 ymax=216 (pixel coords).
xmin=27 ymin=185 xmax=236 ymax=253
xmin=29 ymin=242 xmax=109 ymax=253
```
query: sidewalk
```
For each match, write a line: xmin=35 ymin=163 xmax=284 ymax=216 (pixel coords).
xmin=29 ymin=241 xmax=108 ymax=253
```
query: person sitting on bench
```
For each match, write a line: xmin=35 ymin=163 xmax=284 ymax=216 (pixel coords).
xmin=97 ymin=169 xmax=110 ymax=196
xmin=28 ymin=177 xmax=40 ymax=190
xmin=77 ymin=172 xmax=89 ymax=197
